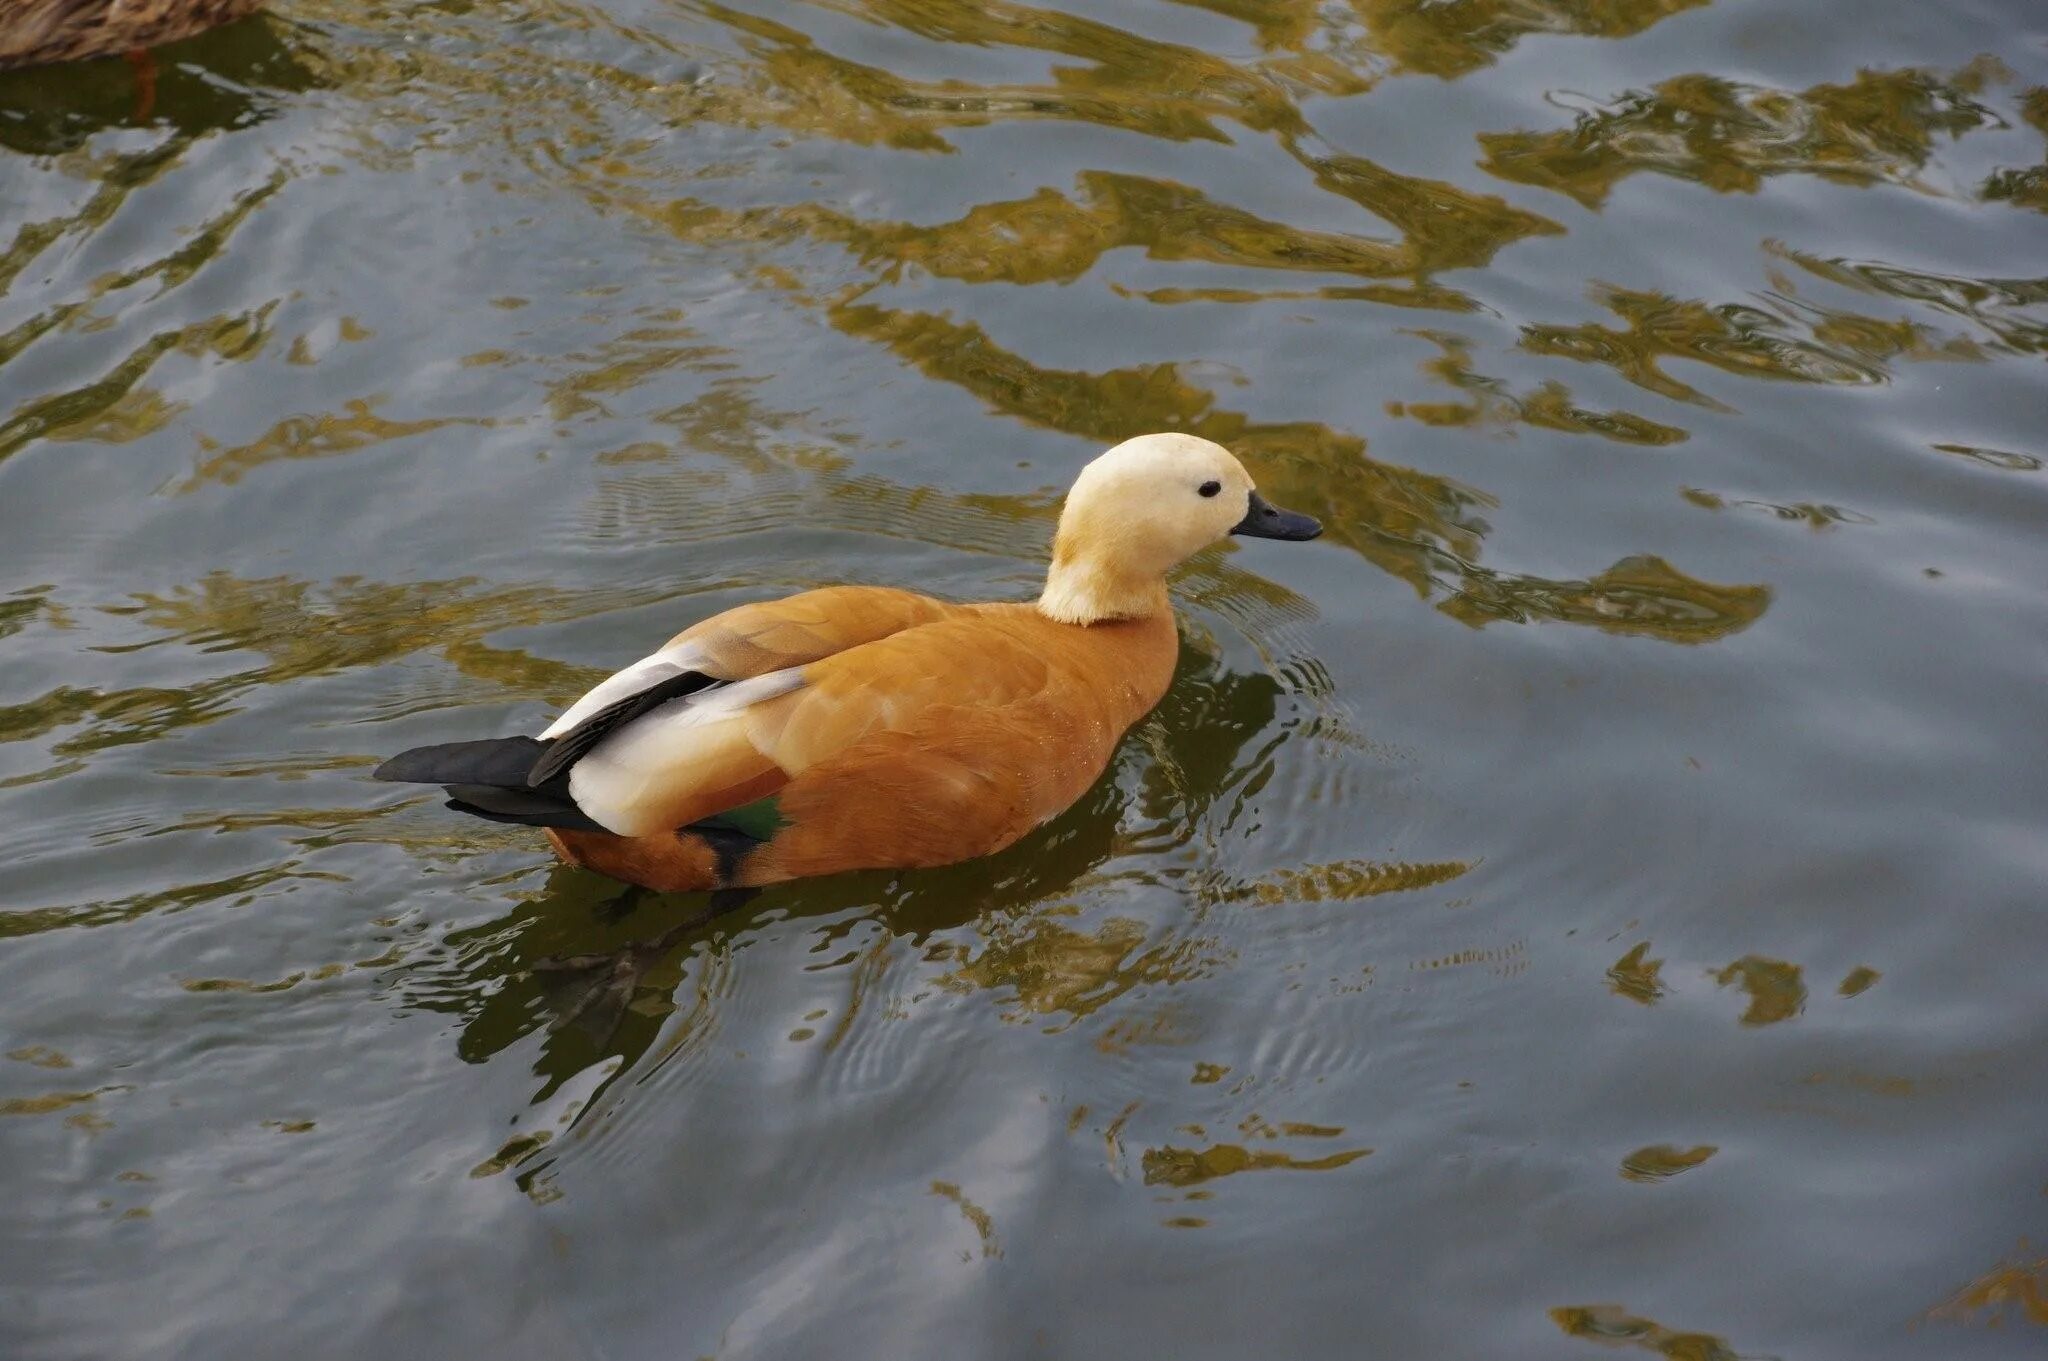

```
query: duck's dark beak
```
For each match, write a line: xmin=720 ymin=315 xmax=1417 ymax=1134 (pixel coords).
xmin=1232 ymin=491 xmax=1322 ymax=541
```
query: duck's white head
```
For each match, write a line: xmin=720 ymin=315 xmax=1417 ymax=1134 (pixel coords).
xmin=1038 ymin=432 xmax=1321 ymax=625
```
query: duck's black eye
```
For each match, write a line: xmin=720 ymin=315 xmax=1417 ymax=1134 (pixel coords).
xmin=1198 ymin=480 xmax=1222 ymax=498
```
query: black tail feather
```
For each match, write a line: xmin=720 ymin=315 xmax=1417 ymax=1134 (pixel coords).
xmin=379 ymin=735 xmax=606 ymax=832
xmin=375 ymin=736 xmax=554 ymax=788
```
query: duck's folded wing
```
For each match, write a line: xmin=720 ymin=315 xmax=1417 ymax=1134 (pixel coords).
xmin=532 ymin=586 xmax=957 ymax=786
xmin=565 ymin=669 xmax=809 ymax=836
xmin=563 ymin=614 xmax=1061 ymax=840
xmin=666 ymin=585 xmax=958 ymax=680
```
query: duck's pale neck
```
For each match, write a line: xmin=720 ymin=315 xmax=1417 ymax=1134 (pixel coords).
xmin=1037 ymin=542 xmax=1172 ymax=625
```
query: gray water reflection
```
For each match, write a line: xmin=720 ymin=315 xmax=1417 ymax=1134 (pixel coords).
xmin=3 ymin=1 xmax=2047 ymax=1358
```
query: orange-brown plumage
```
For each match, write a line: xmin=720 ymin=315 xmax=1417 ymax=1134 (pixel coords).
xmin=0 ymin=0 xmax=264 ymax=70
xmin=547 ymin=603 xmax=1178 ymax=891
xmin=377 ymin=433 xmax=1322 ymax=896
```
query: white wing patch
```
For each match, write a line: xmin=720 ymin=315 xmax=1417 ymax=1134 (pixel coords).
xmin=538 ymin=642 xmax=709 ymax=741
xmin=567 ymin=667 xmax=805 ymax=836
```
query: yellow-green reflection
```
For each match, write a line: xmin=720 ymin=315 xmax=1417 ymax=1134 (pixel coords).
xmin=1982 ymin=88 xmax=2048 ymax=212
xmin=440 ymin=0 xmax=1327 ymax=155
xmin=1713 ymin=955 xmax=1805 ymax=1025
xmin=1607 ymin=941 xmax=1665 ymax=1004
xmin=0 ymin=572 xmax=636 ymax=779
xmin=929 ymin=1181 xmax=1002 ymax=1258
xmin=1359 ymin=0 xmax=1708 ymax=79
xmin=939 ymin=912 xmax=1214 ymax=1028
xmin=1766 ymin=241 xmax=2048 ymax=356
xmin=700 ymin=0 xmax=1322 ymax=147
xmin=1923 ymin=1243 xmax=2048 ymax=1328
xmin=0 ymin=160 xmax=286 ymax=464
xmin=539 ymin=315 xmax=732 ymax=423
xmin=1092 ymin=1007 xmax=1198 ymax=1056
xmin=1521 ymin=285 xmax=1887 ymax=408
xmin=180 ymin=940 xmax=404 ymax=993
xmin=1751 ymin=255 xmax=1997 ymax=371
xmin=532 ymin=0 xmax=1727 ymax=158
xmin=175 ymin=399 xmax=495 ymax=491
xmin=37 ymin=388 xmax=190 ymax=446
xmin=0 ymin=1084 xmax=129 ymax=1120
xmin=1680 ymin=488 xmax=1872 ymax=531
xmin=1439 ymin=554 xmax=1769 ymax=641
xmin=642 ymin=378 xmax=855 ymax=474
xmin=1289 ymin=142 xmax=1564 ymax=274
xmin=1550 ymin=1303 xmax=1747 ymax=1360
xmin=1141 ymin=1140 xmax=1370 ymax=1186
xmin=1618 ymin=1143 xmax=1716 ymax=1182
xmin=1165 ymin=0 xmax=1379 ymax=97
xmin=1931 ymin=442 xmax=2042 ymax=473
xmin=1409 ymin=939 xmax=1526 ymax=976
xmin=655 ymin=154 xmax=1555 ymax=306
xmin=1198 ymin=858 xmax=1471 ymax=906
xmin=0 ymin=586 xmax=74 ymax=643
xmin=0 ymin=864 xmax=348 ymax=941
xmin=1390 ymin=332 xmax=1688 ymax=446
xmin=1483 ymin=63 xmax=2003 ymax=207
xmin=470 ymin=1129 xmax=555 ymax=1180
xmin=149 ymin=0 xmax=1785 ymax=659
xmin=285 ymin=0 xmax=1714 ymax=214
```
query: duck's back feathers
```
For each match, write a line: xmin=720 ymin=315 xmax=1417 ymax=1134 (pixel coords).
xmin=535 ymin=586 xmax=954 ymax=746
xmin=668 ymin=584 xmax=961 ymax=677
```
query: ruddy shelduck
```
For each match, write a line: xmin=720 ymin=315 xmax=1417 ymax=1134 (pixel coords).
xmin=376 ymin=433 xmax=1321 ymax=894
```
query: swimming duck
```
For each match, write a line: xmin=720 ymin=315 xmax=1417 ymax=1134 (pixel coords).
xmin=375 ymin=433 xmax=1321 ymax=896
xmin=0 ymin=0 xmax=264 ymax=70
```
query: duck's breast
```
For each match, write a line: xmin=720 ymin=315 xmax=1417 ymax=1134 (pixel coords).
xmin=742 ymin=608 xmax=1179 ymax=882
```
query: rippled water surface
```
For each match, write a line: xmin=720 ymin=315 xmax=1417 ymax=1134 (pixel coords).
xmin=4 ymin=1 xmax=2046 ymax=1356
